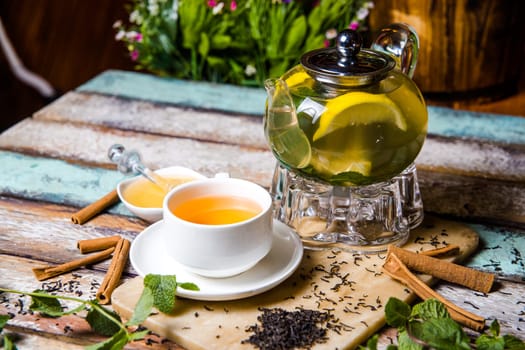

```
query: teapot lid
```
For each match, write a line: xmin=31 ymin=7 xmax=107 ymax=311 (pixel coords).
xmin=301 ymin=29 xmax=395 ymax=87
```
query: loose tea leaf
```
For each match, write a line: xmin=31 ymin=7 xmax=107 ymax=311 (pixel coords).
xmin=242 ymin=307 xmax=335 ymax=349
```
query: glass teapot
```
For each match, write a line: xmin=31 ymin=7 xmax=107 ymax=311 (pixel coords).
xmin=264 ymin=24 xmax=428 ymax=252
xmin=264 ymin=24 xmax=428 ymax=187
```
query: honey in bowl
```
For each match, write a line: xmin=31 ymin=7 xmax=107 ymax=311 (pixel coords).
xmin=123 ymin=176 xmax=195 ymax=208
xmin=170 ymin=195 xmax=262 ymax=225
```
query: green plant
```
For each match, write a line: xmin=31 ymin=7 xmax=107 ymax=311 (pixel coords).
xmin=114 ymin=0 xmax=373 ymax=86
xmin=0 ymin=275 xmax=198 ymax=350
xmin=360 ymin=298 xmax=525 ymax=350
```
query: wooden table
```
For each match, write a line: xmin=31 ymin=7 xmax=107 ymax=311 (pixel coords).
xmin=0 ymin=70 xmax=524 ymax=349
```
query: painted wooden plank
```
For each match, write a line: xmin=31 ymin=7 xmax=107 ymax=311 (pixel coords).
xmin=418 ymin=169 xmax=525 ymax=224
xmin=466 ymin=223 xmax=525 ymax=281
xmin=0 ymin=150 xmax=131 ymax=215
xmin=78 ymin=70 xmax=525 ymax=144
xmin=33 ymin=91 xmax=525 ymax=182
xmin=0 ymin=197 xmax=145 ymax=267
xmin=78 ymin=70 xmax=266 ymax=117
xmin=0 ymin=119 xmax=275 ymax=186
xmin=33 ymin=91 xmax=267 ymax=148
xmin=31 ymin=93 xmax=525 ymax=182
xmin=433 ymin=279 xmax=525 ymax=338
xmin=1 ymin=121 xmax=524 ymax=223
xmin=0 ymin=175 xmax=524 ymax=281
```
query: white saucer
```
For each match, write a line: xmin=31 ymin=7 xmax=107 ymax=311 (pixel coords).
xmin=129 ymin=219 xmax=304 ymax=301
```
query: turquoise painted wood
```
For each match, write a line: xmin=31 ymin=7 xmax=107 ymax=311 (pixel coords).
xmin=467 ymin=224 xmax=525 ymax=282
xmin=0 ymin=150 xmax=132 ymax=217
xmin=78 ymin=70 xmax=525 ymax=145
xmin=0 ymin=150 xmax=523 ymax=280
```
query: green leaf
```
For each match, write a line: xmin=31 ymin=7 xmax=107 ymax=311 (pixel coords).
xmin=489 ymin=319 xmax=501 ymax=337
xmin=84 ymin=329 xmax=129 ymax=350
xmin=29 ymin=292 xmax=65 ymax=317
xmin=363 ymin=334 xmax=378 ymax=350
xmin=409 ymin=318 xmax=470 ymax=350
xmin=502 ymin=335 xmax=525 ymax=350
xmin=211 ymin=34 xmax=232 ymax=50
xmin=411 ymin=298 xmax=450 ymax=321
xmin=476 ymin=334 xmax=505 ymax=350
xmin=144 ymin=274 xmax=178 ymax=314
xmin=397 ymin=330 xmax=423 ymax=350
xmin=3 ymin=334 xmax=17 ymax=350
xmin=0 ymin=314 xmax=10 ymax=331
xmin=126 ymin=286 xmax=154 ymax=326
xmin=177 ymin=282 xmax=199 ymax=291
xmin=128 ymin=329 xmax=150 ymax=341
xmin=284 ymin=15 xmax=307 ymax=54
xmin=198 ymin=32 xmax=210 ymax=59
xmin=86 ymin=305 xmax=122 ymax=337
xmin=385 ymin=297 xmax=411 ymax=329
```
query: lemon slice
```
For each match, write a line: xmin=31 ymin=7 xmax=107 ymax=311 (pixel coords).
xmin=313 ymin=92 xmax=406 ymax=141
xmin=310 ymin=150 xmax=372 ymax=177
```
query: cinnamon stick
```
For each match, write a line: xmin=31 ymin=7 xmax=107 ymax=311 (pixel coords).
xmin=77 ymin=235 xmax=121 ymax=254
xmin=383 ymin=252 xmax=486 ymax=331
xmin=97 ymin=237 xmax=130 ymax=304
xmin=388 ymin=245 xmax=495 ymax=293
xmin=71 ymin=189 xmax=119 ymax=225
xmin=32 ymin=247 xmax=115 ymax=281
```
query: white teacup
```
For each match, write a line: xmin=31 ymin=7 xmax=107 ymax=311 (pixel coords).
xmin=161 ymin=177 xmax=273 ymax=278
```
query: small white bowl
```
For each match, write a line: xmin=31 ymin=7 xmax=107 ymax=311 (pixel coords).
xmin=117 ymin=166 xmax=207 ymax=222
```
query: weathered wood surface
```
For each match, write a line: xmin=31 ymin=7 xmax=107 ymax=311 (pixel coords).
xmin=26 ymin=90 xmax=525 ymax=225
xmin=0 ymin=70 xmax=524 ymax=349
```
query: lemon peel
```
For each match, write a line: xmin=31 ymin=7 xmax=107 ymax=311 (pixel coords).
xmin=313 ymin=92 xmax=406 ymax=141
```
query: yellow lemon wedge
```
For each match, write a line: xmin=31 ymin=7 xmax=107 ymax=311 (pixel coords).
xmin=313 ymin=92 xmax=406 ymax=141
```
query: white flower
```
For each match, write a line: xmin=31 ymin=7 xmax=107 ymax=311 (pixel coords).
xmin=170 ymin=0 xmax=179 ymax=20
xmin=113 ymin=20 xmax=122 ymax=29
xmin=115 ymin=30 xmax=125 ymax=41
xmin=212 ymin=2 xmax=224 ymax=15
xmin=148 ymin=3 xmax=159 ymax=15
xmin=325 ymin=28 xmax=338 ymax=40
xmin=129 ymin=10 xmax=143 ymax=24
xmin=356 ymin=7 xmax=369 ymax=20
xmin=126 ymin=31 xmax=140 ymax=40
xmin=245 ymin=64 xmax=256 ymax=77
xmin=366 ymin=1 xmax=375 ymax=9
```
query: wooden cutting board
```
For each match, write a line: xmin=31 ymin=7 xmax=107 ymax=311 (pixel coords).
xmin=112 ymin=215 xmax=479 ymax=350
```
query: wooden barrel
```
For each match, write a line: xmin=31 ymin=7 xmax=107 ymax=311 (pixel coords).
xmin=369 ymin=0 xmax=525 ymax=103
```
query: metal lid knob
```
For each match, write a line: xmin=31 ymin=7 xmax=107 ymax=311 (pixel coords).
xmin=300 ymin=29 xmax=395 ymax=87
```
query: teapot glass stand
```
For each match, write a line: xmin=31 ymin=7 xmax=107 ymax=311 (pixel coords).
xmin=271 ymin=163 xmax=423 ymax=253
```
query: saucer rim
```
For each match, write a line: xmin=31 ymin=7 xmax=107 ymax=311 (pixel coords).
xmin=129 ymin=219 xmax=304 ymax=301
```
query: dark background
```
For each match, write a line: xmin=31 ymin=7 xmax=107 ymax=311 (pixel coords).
xmin=0 ymin=0 xmax=133 ymax=131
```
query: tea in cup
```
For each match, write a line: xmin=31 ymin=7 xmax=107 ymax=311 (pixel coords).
xmin=161 ymin=177 xmax=273 ymax=278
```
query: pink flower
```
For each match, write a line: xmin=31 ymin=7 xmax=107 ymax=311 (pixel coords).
xmin=349 ymin=21 xmax=359 ymax=30
xmin=130 ymin=49 xmax=139 ymax=61
xmin=208 ymin=0 xmax=217 ymax=7
xmin=134 ymin=33 xmax=143 ymax=42
xmin=323 ymin=39 xmax=330 ymax=48
xmin=230 ymin=0 xmax=237 ymax=11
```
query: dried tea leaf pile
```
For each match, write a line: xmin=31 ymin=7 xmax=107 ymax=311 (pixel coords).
xmin=242 ymin=307 xmax=336 ymax=350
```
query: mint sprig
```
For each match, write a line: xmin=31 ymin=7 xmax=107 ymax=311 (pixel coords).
xmin=360 ymin=298 xmax=525 ymax=350
xmin=0 ymin=274 xmax=198 ymax=350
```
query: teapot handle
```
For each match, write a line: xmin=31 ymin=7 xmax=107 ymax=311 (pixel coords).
xmin=371 ymin=23 xmax=419 ymax=79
